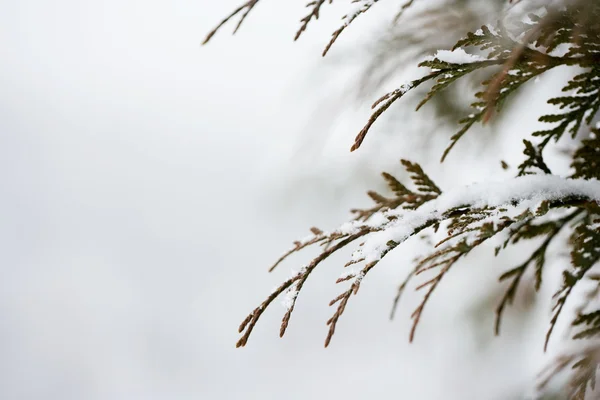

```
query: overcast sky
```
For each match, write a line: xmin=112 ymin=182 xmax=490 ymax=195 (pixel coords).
xmin=0 ymin=1 xmax=571 ymax=399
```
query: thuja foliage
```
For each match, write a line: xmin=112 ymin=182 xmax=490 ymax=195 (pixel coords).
xmin=206 ymin=0 xmax=600 ymax=397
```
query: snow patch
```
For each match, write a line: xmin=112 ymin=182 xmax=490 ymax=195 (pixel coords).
xmin=431 ymin=48 xmax=487 ymax=64
xmin=351 ymin=176 xmax=600 ymax=263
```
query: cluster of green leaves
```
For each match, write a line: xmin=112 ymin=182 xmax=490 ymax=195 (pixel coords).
xmin=572 ymin=134 xmax=600 ymax=180
xmin=538 ymin=215 xmax=600 ymax=398
xmin=351 ymin=159 xmax=440 ymax=221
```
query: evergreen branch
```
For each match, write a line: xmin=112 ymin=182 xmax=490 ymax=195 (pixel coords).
xmin=351 ymin=80 xmax=418 ymax=151
xmin=389 ymin=265 xmax=418 ymax=320
xmin=351 ymin=159 xmax=439 ymax=221
xmin=494 ymin=216 xmax=535 ymax=255
xmin=519 ymin=139 xmax=552 ymax=176
xmin=521 ymin=67 xmax=600 ymax=175
xmin=537 ymin=343 xmax=600 ymax=400
xmin=202 ymin=0 xmax=260 ymax=45
xmin=439 ymin=49 xmax=562 ymax=161
xmin=295 ymin=0 xmax=334 ymax=41
xmin=441 ymin=117 xmax=479 ymax=162
xmin=401 ymin=159 xmax=442 ymax=195
xmin=495 ymin=209 xmax=584 ymax=335
xmin=351 ymin=71 xmax=448 ymax=151
xmin=479 ymin=18 xmax=547 ymax=122
xmin=572 ymin=129 xmax=600 ymax=180
xmin=269 ymin=228 xmax=327 ymax=272
xmin=279 ymin=231 xmax=368 ymax=338
xmin=323 ymin=0 xmax=381 ymax=56
xmin=546 ymin=215 xmax=600 ymax=351
xmin=424 ymin=22 xmax=599 ymax=162
xmin=325 ymin=260 xmax=378 ymax=347
xmin=237 ymin=230 xmax=368 ymax=347
xmin=569 ymin=355 xmax=599 ymax=399
xmin=238 ymin=175 xmax=600 ymax=347
xmin=415 ymin=58 xmax=507 ymax=112
xmin=573 ymin=310 xmax=600 ymax=340
xmin=236 ymin=273 xmax=300 ymax=348
xmin=410 ymin=250 xmax=462 ymax=341
xmin=410 ymin=214 xmax=522 ymax=341
xmin=210 ymin=5 xmax=600 ymax=389
xmin=393 ymin=0 xmax=418 ymax=24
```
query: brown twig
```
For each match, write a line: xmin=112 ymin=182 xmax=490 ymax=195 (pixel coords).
xmin=295 ymin=0 xmax=333 ymax=41
xmin=202 ymin=0 xmax=260 ymax=45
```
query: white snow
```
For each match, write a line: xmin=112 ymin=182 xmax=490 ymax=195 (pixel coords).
xmin=383 ymin=82 xmax=415 ymax=100
xmin=430 ymin=48 xmax=487 ymax=64
xmin=304 ymin=176 xmax=600 ymax=264
xmin=397 ymin=82 xmax=414 ymax=94
xmin=338 ymin=268 xmax=356 ymax=280
xmin=473 ymin=24 xmax=498 ymax=37
xmin=354 ymin=270 xmax=366 ymax=284
xmin=282 ymin=286 xmax=299 ymax=310
xmin=355 ymin=176 xmax=600 ymax=262
xmin=341 ymin=0 xmax=378 ymax=27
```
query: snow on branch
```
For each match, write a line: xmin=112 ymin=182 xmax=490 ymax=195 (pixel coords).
xmin=426 ymin=48 xmax=487 ymax=64
xmin=209 ymin=2 xmax=600 ymax=396
xmin=356 ymin=176 xmax=600 ymax=261
xmin=323 ymin=0 xmax=381 ymax=56
xmin=236 ymin=172 xmax=600 ymax=348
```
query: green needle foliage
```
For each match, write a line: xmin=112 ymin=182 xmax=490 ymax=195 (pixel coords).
xmin=206 ymin=0 xmax=600 ymax=397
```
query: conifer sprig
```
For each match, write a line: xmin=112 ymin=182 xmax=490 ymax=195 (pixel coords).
xmin=295 ymin=0 xmax=334 ymax=41
xmin=537 ymin=344 xmax=600 ymax=399
xmin=572 ymin=132 xmax=600 ymax=180
xmin=235 ymin=173 xmax=600 ymax=348
xmin=409 ymin=214 xmax=518 ymax=341
xmin=202 ymin=0 xmax=259 ymax=45
xmin=546 ymin=216 xmax=600 ymax=351
xmin=323 ymin=0 xmax=382 ymax=56
xmin=351 ymin=160 xmax=439 ymax=221
xmin=495 ymin=209 xmax=584 ymax=335
xmin=393 ymin=0 xmax=418 ymax=23
xmin=520 ymin=68 xmax=600 ymax=175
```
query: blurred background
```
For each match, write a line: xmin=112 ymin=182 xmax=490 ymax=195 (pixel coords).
xmin=0 ymin=1 xmax=576 ymax=399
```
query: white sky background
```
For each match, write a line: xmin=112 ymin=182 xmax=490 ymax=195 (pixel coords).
xmin=0 ymin=1 xmax=574 ymax=399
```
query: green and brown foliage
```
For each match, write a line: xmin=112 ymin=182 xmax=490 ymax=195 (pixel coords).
xmin=206 ymin=0 xmax=600 ymax=397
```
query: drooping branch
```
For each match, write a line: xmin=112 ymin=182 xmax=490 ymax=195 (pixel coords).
xmin=494 ymin=209 xmax=584 ymax=336
xmin=236 ymin=175 xmax=600 ymax=347
xmin=295 ymin=0 xmax=333 ymax=41
xmin=536 ymin=342 xmax=600 ymax=399
xmin=323 ymin=0 xmax=382 ymax=56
